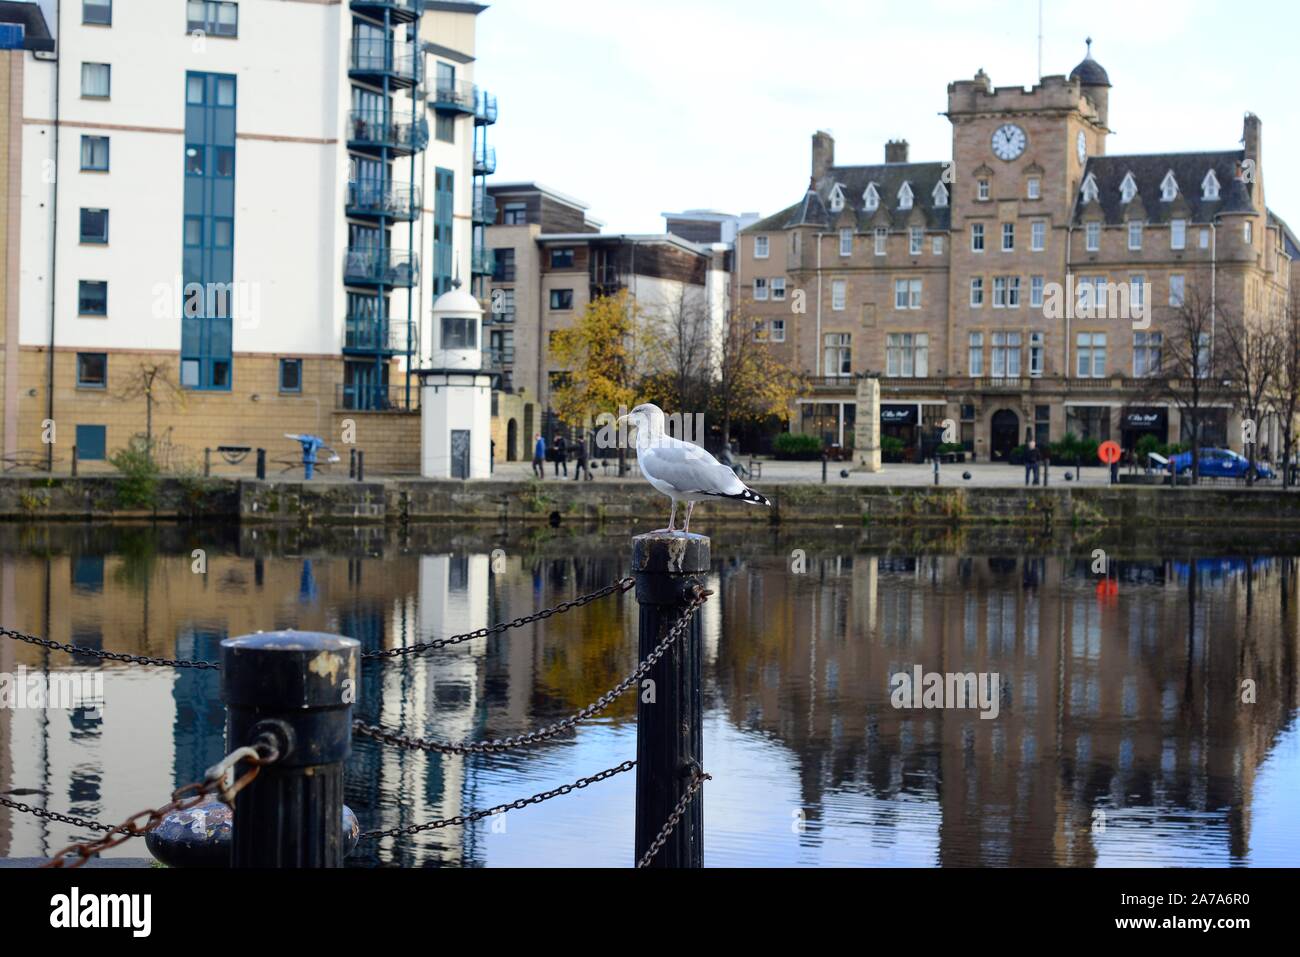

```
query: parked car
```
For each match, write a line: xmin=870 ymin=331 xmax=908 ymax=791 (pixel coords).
xmin=1167 ymin=448 xmax=1275 ymax=479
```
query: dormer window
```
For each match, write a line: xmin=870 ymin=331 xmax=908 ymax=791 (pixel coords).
xmin=932 ymin=181 xmax=949 ymax=208
xmin=828 ymin=184 xmax=845 ymax=213
xmin=1119 ymin=172 xmax=1137 ymax=205
xmin=1160 ymin=171 xmax=1179 ymax=202
xmin=897 ymin=182 xmax=913 ymax=210
xmin=863 ymin=183 xmax=880 ymax=211
xmin=1080 ymin=173 xmax=1099 ymax=204
xmin=1202 ymin=170 xmax=1221 ymax=201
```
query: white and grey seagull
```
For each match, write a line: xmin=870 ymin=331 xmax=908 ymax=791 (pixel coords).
xmin=619 ymin=403 xmax=771 ymax=534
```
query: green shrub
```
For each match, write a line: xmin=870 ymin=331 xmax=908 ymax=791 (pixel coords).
xmin=773 ymin=432 xmax=824 ymax=460
xmin=109 ymin=437 xmax=160 ymax=510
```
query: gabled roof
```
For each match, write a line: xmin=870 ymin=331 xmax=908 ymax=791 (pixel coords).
xmin=1071 ymin=151 xmax=1253 ymax=226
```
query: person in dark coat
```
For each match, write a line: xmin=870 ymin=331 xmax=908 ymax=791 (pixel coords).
xmin=1025 ymin=441 xmax=1040 ymax=486
xmin=553 ymin=434 xmax=568 ymax=477
xmin=574 ymin=432 xmax=591 ymax=480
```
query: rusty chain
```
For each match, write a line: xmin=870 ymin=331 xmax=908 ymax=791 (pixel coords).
xmin=352 ymin=585 xmax=711 ymax=755
xmin=361 ymin=759 xmax=637 ymax=842
xmin=636 ymin=767 xmax=711 ymax=869
xmin=0 ymin=796 xmax=125 ymax=835
xmin=0 ymin=578 xmax=636 ymax=669
xmin=39 ymin=737 xmax=281 ymax=869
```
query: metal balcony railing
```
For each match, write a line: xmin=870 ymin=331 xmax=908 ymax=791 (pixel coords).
xmin=343 ymin=248 xmax=420 ymax=287
xmin=474 ymin=89 xmax=498 ymax=125
xmin=347 ymin=111 xmax=429 ymax=154
xmin=347 ymin=181 xmax=422 ymax=221
xmin=473 ymin=145 xmax=496 ymax=175
xmin=471 ymin=247 xmax=495 ymax=276
xmin=336 ymin=382 xmax=419 ymax=412
xmin=344 ymin=316 xmax=419 ymax=354
xmin=472 ymin=191 xmax=497 ymax=225
xmin=431 ymin=80 xmax=476 ymax=116
xmin=349 ymin=40 xmax=422 ymax=87
xmin=487 ymin=346 xmax=515 ymax=367
xmin=349 ymin=0 xmax=425 ymax=24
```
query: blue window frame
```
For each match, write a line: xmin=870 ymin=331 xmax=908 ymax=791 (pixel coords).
xmin=187 ymin=1 xmax=238 ymax=38
xmin=76 ymin=352 xmax=107 ymax=388
xmin=78 ymin=281 xmax=107 ymax=316
xmin=83 ymin=0 xmax=112 ymax=25
xmin=80 ymin=135 xmax=109 ymax=170
xmin=434 ymin=168 xmax=454 ymax=295
xmin=279 ymin=359 xmax=302 ymax=393
xmin=76 ymin=425 xmax=107 ymax=461
xmin=80 ymin=208 xmax=109 ymax=243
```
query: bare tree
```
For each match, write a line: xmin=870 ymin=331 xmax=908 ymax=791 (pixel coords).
xmin=115 ymin=362 xmax=188 ymax=461
xmin=642 ymin=286 xmax=713 ymax=426
xmin=1222 ymin=300 xmax=1283 ymax=484
xmin=1268 ymin=295 xmax=1300 ymax=488
xmin=712 ymin=309 xmax=803 ymax=449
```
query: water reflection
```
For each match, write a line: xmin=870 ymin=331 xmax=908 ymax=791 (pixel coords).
xmin=0 ymin=524 xmax=1296 ymax=867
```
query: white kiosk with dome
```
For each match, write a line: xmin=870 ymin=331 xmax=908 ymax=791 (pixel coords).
xmin=418 ymin=285 xmax=493 ymax=479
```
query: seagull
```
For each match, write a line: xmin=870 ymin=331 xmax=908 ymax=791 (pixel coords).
xmin=619 ymin=403 xmax=771 ymax=534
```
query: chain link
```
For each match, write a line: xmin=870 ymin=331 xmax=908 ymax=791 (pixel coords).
xmin=353 ymin=586 xmax=711 ymax=755
xmin=636 ymin=767 xmax=711 ymax=869
xmin=361 ymin=577 xmax=635 ymax=660
xmin=40 ymin=738 xmax=280 ymax=869
xmin=0 ymin=627 xmax=220 ymax=669
xmin=361 ymin=759 xmax=637 ymax=841
xmin=0 ymin=796 xmax=126 ymax=835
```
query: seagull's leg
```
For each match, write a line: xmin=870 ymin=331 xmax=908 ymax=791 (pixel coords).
xmin=683 ymin=501 xmax=696 ymax=535
xmin=652 ymin=501 xmax=677 ymax=534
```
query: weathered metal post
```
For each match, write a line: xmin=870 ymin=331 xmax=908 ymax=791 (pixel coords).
xmin=256 ymin=448 xmax=266 ymax=480
xmin=632 ymin=532 xmax=708 ymax=868
xmin=349 ymin=448 xmax=357 ymax=479
xmin=70 ymin=446 xmax=78 ymax=477
xmin=356 ymin=451 xmax=365 ymax=482
xmin=220 ymin=632 xmax=359 ymax=867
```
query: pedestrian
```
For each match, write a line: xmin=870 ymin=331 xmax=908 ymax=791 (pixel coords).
xmin=1025 ymin=440 xmax=1040 ymax=486
xmin=553 ymin=433 xmax=568 ymax=477
xmin=574 ymin=432 xmax=591 ymax=481
xmin=532 ymin=433 xmax=546 ymax=479
xmin=1110 ymin=451 xmax=1121 ymax=485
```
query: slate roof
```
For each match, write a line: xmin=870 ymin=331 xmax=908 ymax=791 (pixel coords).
xmin=1269 ymin=210 xmax=1300 ymax=260
xmin=742 ymin=161 xmax=953 ymax=234
xmin=1071 ymin=151 xmax=1255 ymax=226
xmin=1069 ymin=56 xmax=1110 ymax=87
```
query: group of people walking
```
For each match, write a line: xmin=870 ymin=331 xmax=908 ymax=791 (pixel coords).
xmin=532 ymin=432 xmax=592 ymax=480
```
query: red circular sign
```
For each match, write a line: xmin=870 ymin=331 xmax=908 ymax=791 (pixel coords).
xmin=1098 ymin=441 xmax=1122 ymax=465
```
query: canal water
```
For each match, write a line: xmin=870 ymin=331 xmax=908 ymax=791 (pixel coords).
xmin=0 ymin=523 xmax=1296 ymax=867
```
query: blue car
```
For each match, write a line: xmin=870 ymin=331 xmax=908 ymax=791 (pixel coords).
xmin=1168 ymin=447 xmax=1274 ymax=479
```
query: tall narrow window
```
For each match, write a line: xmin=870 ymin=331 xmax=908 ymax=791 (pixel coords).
xmin=971 ymin=223 xmax=985 ymax=252
xmin=1170 ymin=219 xmax=1186 ymax=250
xmin=1002 ymin=223 xmax=1015 ymax=252
xmin=832 ymin=279 xmax=847 ymax=311
xmin=1029 ymin=332 xmax=1044 ymax=376
xmin=874 ymin=228 xmax=887 ymax=256
xmin=1085 ymin=222 xmax=1100 ymax=251
xmin=840 ymin=228 xmax=853 ymax=257
xmin=909 ymin=227 xmax=923 ymax=255
xmin=824 ymin=334 xmax=852 ymax=377
xmin=970 ymin=277 xmax=984 ymax=308
xmin=968 ymin=333 xmax=984 ymax=377
xmin=1128 ymin=222 xmax=1143 ymax=250
xmin=754 ymin=236 xmax=770 ymax=259
xmin=1031 ymin=221 xmax=1045 ymax=251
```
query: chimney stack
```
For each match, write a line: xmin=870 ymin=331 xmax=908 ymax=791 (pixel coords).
xmin=885 ymin=140 xmax=909 ymax=164
xmin=812 ymin=131 xmax=835 ymax=183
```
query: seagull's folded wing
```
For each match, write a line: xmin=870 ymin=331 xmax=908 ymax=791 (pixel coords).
xmin=640 ymin=443 xmax=747 ymax=497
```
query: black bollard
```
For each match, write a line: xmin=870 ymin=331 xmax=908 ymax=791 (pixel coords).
xmin=71 ymin=446 xmax=78 ymax=478
xmin=220 ymin=631 xmax=359 ymax=868
xmin=632 ymin=532 xmax=708 ymax=868
xmin=933 ymin=456 xmax=940 ymax=486
xmin=349 ymin=448 xmax=357 ymax=479
xmin=822 ymin=452 xmax=828 ymax=485
xmin=256 ymin=448 xmax=266 ymax=480
xmin=356 ymin=451 xmax=365 ymax=483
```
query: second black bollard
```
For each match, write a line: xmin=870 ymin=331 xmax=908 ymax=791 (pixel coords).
xmin=220 ymin=631 xmax=359 ymax=867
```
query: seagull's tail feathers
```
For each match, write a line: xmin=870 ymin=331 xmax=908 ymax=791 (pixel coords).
xmin=715 ymin=487 xmax=771 ymax=508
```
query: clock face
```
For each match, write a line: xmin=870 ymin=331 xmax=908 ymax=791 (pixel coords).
xmin=1077 ymin=131 xmax=1087 ymax=164
xmin=991 ymin=124 xmax=1027 ymax=161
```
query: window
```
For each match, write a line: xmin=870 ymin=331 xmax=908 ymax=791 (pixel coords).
xmin=279 ymin=358 xmax=302 ymax=393
xmin=992 ymin=276 xmax=1009 ymax=308
xmin=549 ymin=289 xmax=574 ymax=311
xmin=1160 ymin=171 xmax=1179 ymax=202
xmin=214 ymin=147 xmax=235 ymax=177
xmin=76 ymin=353 xmax=107 ymax=388
xmin=83 ymin=0 xmax=111 ymax=25
xmin=1081 ymin=174 xmax=1099 ymax=204
xmin=1199 ymin=228 xmax=1210 ymax=249
xmin=502 ymin=203 xmax=527 ymax=225
xmin=1130 ymin=275 xmax=1145 ymax=312
xmin=977 ymin=179 xmax=990 ymax=201
xmin=442 ymin=316 xmax=478 ymax=350
xmin=1133 ymin=332 xmax=1162 ymax=377
xmin=1026 ymin=177 xmax=1040 ymax=200
xmin=1076 ymin=275 xmax=1106 ymax=315
xmin=874 ymin=228 xmax=887 ymax=256
xmin=971 ymin=223 xmax=985 ymax=252
xmin=894 ymin=279 xmax=921 ymax=310
xmin=1085 ymin=221 xmax=1100 ymax=251
xmin=968 ymin=333 xmax=984 ymax=376
xmin=1002 ymin=223 xmax=1015 ymax=252
xmin=1031 ymin=275 xmax=1045 ymax=308
xmin=771 ymin=278 xmax=786 ymax=301
xmin=886 ymin=333 xmax=929 ymax=377
xmin=492 ymin=248 xmax=516 ymax=282
xmin=932 ymin=236 xmax=943 ymax=255
xmin=185 ymin=145 xmax=204 ymax=176
xmin=991 ymin=332 xmax=1021 ymax=377
xmin=754 ymin=236 xmax=769 ymax=259
xmin=1006 ymin=276 xmax=1021 ymax=308
xmin=909 ymin=227 xmax=923 ymax=256
xmin=753 ymin=278 xmax=769 ymax=301
xmin=435 ymin=114 xmax=455 ymax=144
xmin=80 ymin=208 xmax=109 ymax=244
xmin=1202 ymin=170 xmax=1220 ymax=201
xmin=840 ymin=228 xmax=853 ymax=257
xmin=1171 ymin=219 xmax=1186 ymax=250
xmin=1031 ymin=221 xmax=1045 ymax=251
xmin=1120 ymin=172 xmax=1137 ymax=205
xmin=187 ymin=0 xmax=239 ymax=37
xmin=491 ymin=287 xmax=515 ymax=321
xmin=769 ymin=319 xmax=786 ymax=342
xmin=1196 ymin=332 xmax=1212 ymax=378
xmin=1035 ymin=404 xmax=1051 ymax=446
xmin=550 ymin=248 xmax=575 ymax=269
xmin=80 ymin=135 xmax=109 ymax=171
xmin=1076 ymin=333 xmax=1107 ymax=378
xmin=863 ymin=184 xmax=880 ymax=211
xmin=829 ymin=185 xmax=845 ymax=213
xmin=932 ymin=182 xmax=949 ymax=207
xmin=897 ymin=183 xmax=913 ymax=210
xmin=1169 ymin=274 xmax=1185 ymax=307
xmin=832 ymin=279 xmax=847 ymax=311
xmin=970 ymin=277 xmax=984 ymax=308
xmin=81 ymin=63 xmax=111 ymax=98
xmin=1029 ymin=332 xmax=1044 ymax=376
xmin=824 ymin=334 xmax=852 ymax=377
xmin=79 ymin=280 xmax=107 ymax=316
xmin=1245 ymin=221 xmax=1253 ymax=244
xmin=1128 ymin=221 xmax=1143 ymax=250
xmin=75 ymin=425 xmax=107 ymax=462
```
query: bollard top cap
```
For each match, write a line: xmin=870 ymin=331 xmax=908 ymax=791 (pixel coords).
xmin=221 ymin=631 xmax=360 ymax=710
xmin=632 ymin=532 xmax=710 ymax=576
xmin=224 ymin=631 xmax=359 ymax=653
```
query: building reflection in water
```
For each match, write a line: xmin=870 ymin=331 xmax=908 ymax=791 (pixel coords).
xmin=0 ymin=524 xmax=1295 ymax=867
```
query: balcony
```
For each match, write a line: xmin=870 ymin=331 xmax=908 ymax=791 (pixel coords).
xmin=473 ymin=145 xmax=496 ymax=175
xmin=431 ymin=80 xmax=476 ymax=116
xmin=472 ymin=190 xmax=496 ymax=225
xmin=337 ymin=382 xmax=419 ymax=413
xmin=474 ymin=89 xmax=498 ymax=125
xmin=343 ymin=248 xmax=419 ymax=287
xmin=349 ymin=40 xmax=422 ymax=89
xmin=349 ymin=0 xmax=425 ymax=24
xmin=487 ymin=346 xmax=516 ymax=367
xmin=347 ymin=181 xmax=422 ymax=221
xmin=471 ymin=247 xmax=496 ymax=276
xmin=344 ymin=316 xmax=419 ymax=355
xmin=347 ymin=110 xmax=429 ymax=156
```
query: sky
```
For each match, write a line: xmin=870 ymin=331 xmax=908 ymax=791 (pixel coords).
xmin=475 ymin=0 xmax=1300 ymax=234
